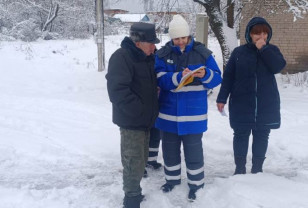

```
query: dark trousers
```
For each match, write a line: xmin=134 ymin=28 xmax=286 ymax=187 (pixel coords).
xmin=120 ymin=128 xmax=150 ymax=197
xmin=161 ymin=131 xmax=204 ymax=190
xmin=148 ymin=127 xmax=161 ymax=162
xmin=233 ymin=128 xmax=271 ymax=158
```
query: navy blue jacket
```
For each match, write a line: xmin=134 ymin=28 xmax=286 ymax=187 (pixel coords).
xmin=216 ymin=17 xmax=286 ymax=129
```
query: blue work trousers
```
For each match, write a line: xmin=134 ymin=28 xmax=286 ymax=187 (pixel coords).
xmin=148 ymin=127 xmax=161 ymax=162
xmin=161 ymin=131 xmax=204 ymax=190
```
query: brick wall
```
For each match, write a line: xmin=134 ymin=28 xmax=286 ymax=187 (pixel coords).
xmin=240 ymin=0 xmax=308 ymax=73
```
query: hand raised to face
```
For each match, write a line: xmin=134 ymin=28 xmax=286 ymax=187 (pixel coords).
xmin=250 ymin=32 xmax=268 ymax=49
xmin=255 ymin=38 xmax=266 ymax=50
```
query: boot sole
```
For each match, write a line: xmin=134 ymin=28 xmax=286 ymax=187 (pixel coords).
xmin=146 ymin=164 xmax=162 ymax=170
xmin=188 ymin=198 xmax=196 ymax=202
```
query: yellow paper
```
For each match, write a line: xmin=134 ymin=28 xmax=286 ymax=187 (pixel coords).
xmin=175 ymin=66 xmax=205 ymax=91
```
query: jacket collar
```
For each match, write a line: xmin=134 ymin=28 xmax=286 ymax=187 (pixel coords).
xmin=168 ymin=37 xmax=194 ymax=55
xmin=121 ymin=37 xmax=148 ymax=61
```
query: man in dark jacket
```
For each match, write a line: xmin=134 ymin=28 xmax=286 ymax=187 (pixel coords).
xmin=216 ymin=17 xmax=286 ymax=175
xmin=106 ymin=22 xmax=160 ymax=208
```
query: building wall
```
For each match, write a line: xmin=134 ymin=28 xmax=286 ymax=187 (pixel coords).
xmin=240 ymin=0 xmax=308 ymax=73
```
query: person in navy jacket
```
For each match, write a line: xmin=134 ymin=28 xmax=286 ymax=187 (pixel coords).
xmin=106 ymin=22 xmax=160 ymax=208
xmin=216 ymin=17 xmax=286 ymax=175
xmin=155 ymin=15 xmax=222 ymax=201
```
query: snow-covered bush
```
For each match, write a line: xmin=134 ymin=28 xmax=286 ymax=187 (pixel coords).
xmin=10 ymin=19 xmax=41 ymax=42
xmin=0 ymin=0 xmax=96 ymax=41
xmin=282 ymin=71 xmax=308 ymax=87
xmin=0 ymin=27 xmax=16 ymax=41
xmin=41 ymin=31 xmax=61 ymax=40
xmin=104 ymin=20 xmax=126 ymax=36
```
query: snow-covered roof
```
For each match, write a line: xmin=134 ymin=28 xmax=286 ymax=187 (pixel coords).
xmin=113 ymin=13 xmax=149 ymax=23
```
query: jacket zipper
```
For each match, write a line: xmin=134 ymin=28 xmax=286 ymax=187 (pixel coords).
xmin=255 ymin=73 xmax=257 ymax=124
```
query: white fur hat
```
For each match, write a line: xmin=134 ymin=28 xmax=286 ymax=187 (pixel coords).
xmin=168 ymin=15 xmax=190 ymax=39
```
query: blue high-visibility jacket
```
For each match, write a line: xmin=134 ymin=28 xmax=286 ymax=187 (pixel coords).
xmin=155 ymin=38 xmax=222 ymax=135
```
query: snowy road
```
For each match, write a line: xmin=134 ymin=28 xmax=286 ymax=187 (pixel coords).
xmin=0 ymin=37 xmax=308 ymax=208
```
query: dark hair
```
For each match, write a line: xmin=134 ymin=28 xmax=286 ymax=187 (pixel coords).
xmin=250 ymin=24 xmax=270 ymax=35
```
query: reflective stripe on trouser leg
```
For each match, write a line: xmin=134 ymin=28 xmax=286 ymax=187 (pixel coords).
xmin=161 ymin=131 xmax=181 ymax=185
xmin=182 ymin=133 xmax=205 ymax=190
xmin=148 ymin=148 xmax=159 ymax=161
xmin=120 ymin=128 xmax=150 ymax=197
xmin=148 ymin=128 xmax=161 ymax=161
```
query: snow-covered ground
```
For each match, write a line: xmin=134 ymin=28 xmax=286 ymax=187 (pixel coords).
xmin=0 ymin=35 xmax=308 ymax=208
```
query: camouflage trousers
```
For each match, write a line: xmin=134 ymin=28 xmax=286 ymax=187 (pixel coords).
xmin=120 ymin=128 xmax=150 ymax=197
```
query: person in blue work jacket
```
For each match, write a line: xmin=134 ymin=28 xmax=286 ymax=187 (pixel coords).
xmin=155 ymin=14 xmax=222 ymax=201
xmin=216 ymin=17 xmax=286 ymax=175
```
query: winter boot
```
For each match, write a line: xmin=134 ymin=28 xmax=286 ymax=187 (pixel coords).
xmin=234 ymin=156 xmax=247 ymax=175
xmin=188 ymin=184 xmax=204 ymax=202
xmin=188 ymin=189 xmax=197 ymax=202
xmin=161 ymin=183 xmax=175 ymax=193
xmin=251 ymin=157 xmax=266 ymax=174
xmin=146 ymin=161 xmax=162 ymax=170
xmin=123 ymin=194 xmax=144 ymax=208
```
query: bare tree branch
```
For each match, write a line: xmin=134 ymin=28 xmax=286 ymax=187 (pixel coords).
xmin=42 ymin=2 xmax=59 ymax=31
xmin=285 ymin=0 xmax=308 ymax=18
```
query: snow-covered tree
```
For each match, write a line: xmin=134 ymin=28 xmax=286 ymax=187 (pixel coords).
xmin=285 ymin=0 xmax=308 ymax=19
xmin=150 ymin=0 xmax=181 ymax=33
xmin=192 ymin=0 xmax=243 ymax=70
xmin=0 ymin=0 xmax=96 ymax=40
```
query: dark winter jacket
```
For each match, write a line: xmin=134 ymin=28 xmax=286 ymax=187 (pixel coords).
xmin=216 ymin=17 xmax=286 ymax=129
xmin=106 ymin=37 xmax=159 ymax=130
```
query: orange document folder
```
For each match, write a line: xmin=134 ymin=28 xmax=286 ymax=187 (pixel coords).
xmin=175 ymin=66 xmax=205 ymax=91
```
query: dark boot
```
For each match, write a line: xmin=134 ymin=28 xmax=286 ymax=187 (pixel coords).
xmin=188 ymin=189 xmax=197 ymax=202
xmin=161 ymin=183 xmax=175 ymax=193
xmin=188 ymin=184 xmax=204 ymax=202
xmin=251 ymin=157 xmax=266 ymax=174
xmin=146 ymin=161 xmax=162 ymax=170
xmin=123 ymin=194 xmax=144 ymax=208
xmin=234 ymin=156 xmax=247 ymax=175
